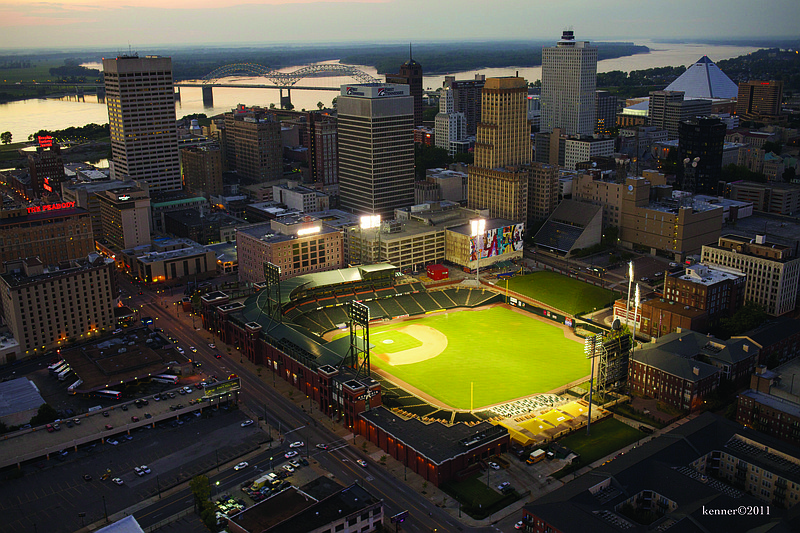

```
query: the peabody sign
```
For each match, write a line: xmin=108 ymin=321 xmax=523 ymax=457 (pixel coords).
xmin=27 ymin=201 xmax=75 ymax=214
xmin=356 ymin=390 xmax=379 ymax=401
xmin=342 ymin=85 xmax=408 ymax=98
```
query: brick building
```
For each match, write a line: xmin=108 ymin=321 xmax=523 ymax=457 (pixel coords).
xmin=628 ymin=330 xmax=758 ymax=411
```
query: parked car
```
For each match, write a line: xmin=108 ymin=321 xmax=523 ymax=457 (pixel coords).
xmin=83 ymin=474 xmax=92 ymax=482
xmin=140 ymin=465 xmax=151 ymax=474
xmin=497 ymin=481 xmax=511 ymax=491
xmin=284 ymin=451 xmax=298 ymax=459
xmin=282 ymin=465 xmax=295 ymax=473
xmin=515 ymin=521 xmax=525 ymax=530
xmin=289 ymin=459 xmax=301 ymax=468
xmin=103 ymin=411 xmax=110 ymax=417
xmin=105 ymin=424 xmax=113 ymax=430
xmin=107 ymin=439 xmax=119 ymax=446
xmin=46 ymin=424 xmax=54 ymax=433
xmin=112 ymin=478 xmax=124 ymax=486
xmin=487 ymin=462 xmax=500 ymax=470
xmin=73 ymin=418 xmax=81 ymax=425
xmin=135 ymin=467 xmax=144 ymax=476
xmin=190 ymin=346 xmax=197 ymax=352
xmin=241 ymin=420 xmax=254 ymax=428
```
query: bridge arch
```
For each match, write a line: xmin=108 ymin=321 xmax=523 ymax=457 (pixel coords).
xmin=202 ymin=63 xmax=380 ymax=87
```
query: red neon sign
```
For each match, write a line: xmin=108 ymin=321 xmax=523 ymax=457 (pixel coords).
xmin=38 ymin=135 xmax=53 ymax=148
xmin=26 ymin=201 xmax=75 ymax=214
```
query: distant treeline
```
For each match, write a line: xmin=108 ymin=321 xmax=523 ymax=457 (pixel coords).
xmin=151 ymin=42 xmax=649 ymax=81
xmin=28 ymin=123 xmax=109 ymax=142
xmin=0 ymin=60 xmax=32 ymax=69
xmin=340 ymin=42 xmax=650 ymax=75
xmin=48 ymin=64 xmax=100 ymax=79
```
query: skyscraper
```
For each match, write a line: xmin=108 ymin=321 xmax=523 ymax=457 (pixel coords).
xmin=434 ymin=86 xmax=466 ymax=155
xmin=443 ymin=74 xmax=486 ymax=136
xmin=678 ymin=117 xmax=726 ymax=195
xmin=736 ymin=80 xmax=784 ymax=120
xmin=103 ymin=55 xmax=182 ymax=192
xmin=467 ymin=77 xmax=530 ymax=222
xmin=541 ymin=31 xmax=597 ymax=136
xmin=221 ymin=105 xmax=282 ymax=181
xmin=338 ymin=84 xmax=415 ymax=218
xmin=386 ymin=49 xmax=424 ymax=127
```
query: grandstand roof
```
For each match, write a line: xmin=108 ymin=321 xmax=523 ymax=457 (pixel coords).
xmin=285 ymin=264 xmax=398 ymax=300
xmin=533 ymin=200 xmax=602 ymax=254
xmin=664 ymin=56 xmax=738 ymax=99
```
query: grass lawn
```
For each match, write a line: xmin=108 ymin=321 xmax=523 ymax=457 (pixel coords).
xmin=553 ymin=418 xmax=645 ymax=478
xmin=442 ymin=474 xmax=519 ymax=520
xmin=344 ymin=306 xmax=588 ymax=409
xmin=506 ymin=271 xmax=620 ymax=315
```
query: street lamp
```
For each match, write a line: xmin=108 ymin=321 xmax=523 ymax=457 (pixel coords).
xmin=470 ymin=218 xmax=485 ymax=285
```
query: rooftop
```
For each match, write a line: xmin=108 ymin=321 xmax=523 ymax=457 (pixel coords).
xmin=664 ymin=56 xmax=739 ymax=99
xmin=670 ymin=263 xmax=745 ymax=286
xmin=0 ymin=378 xmax=45 ymax=419
xmin=361 ymin=406 xmax=508 ymax=465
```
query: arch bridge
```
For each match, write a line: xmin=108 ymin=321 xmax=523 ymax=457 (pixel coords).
xmin=184 ymin=63 xmax=381 ymax=109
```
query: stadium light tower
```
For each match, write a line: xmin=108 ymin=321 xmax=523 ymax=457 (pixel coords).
xmin=632 ymin=283 xmax=641 ymax=347
xmin=470 ymin=218 xmax=486 ymax=284
xmin=625 ymin=261 xmax=634 ymax=329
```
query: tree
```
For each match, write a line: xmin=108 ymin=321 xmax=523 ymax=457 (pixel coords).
xmin=30 ymin=403 xmax=58 ymax=426
xmin=317 ymin=101 xmax=324 ymax=110
xmin=762 ymin=141 xmax=783 ymax=155
xmin=0 ymin=131 xmax=11 ymax=145
xmin=331 ymin=96 xmax=338 ymax=109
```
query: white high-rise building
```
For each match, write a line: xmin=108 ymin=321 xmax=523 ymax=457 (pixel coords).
xmin=103 ymin=55 xmax=182 ymax=192
xmin=338 ymin=83 xmax=415 ymax=218
xmin=541 ymin=31 xmax=598 ymax=136
xmin=434 ymin=87 xmax=467 ymax=155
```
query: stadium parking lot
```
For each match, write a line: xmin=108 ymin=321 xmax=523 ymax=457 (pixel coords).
xmin=0 ymin=408 xmax=264 ymax=533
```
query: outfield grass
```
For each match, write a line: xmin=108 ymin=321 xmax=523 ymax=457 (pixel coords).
xmin=552 ymin=417 xmax=645 ymax=478
xmin=506 ymin=271 xmax=620 ymax=315
xmin=352 ymin=306 xmax=588 ymax=409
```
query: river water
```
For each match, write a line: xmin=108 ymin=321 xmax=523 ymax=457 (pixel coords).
xmin=0 ymin=41 xmax=757 ymax=144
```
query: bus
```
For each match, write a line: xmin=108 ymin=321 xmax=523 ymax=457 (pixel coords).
xmin=48 ymin=360 xmax=65 ymax=373
xmin=95 ymin=390 xmax=122 ymax=400
xmin=67 ymin=379 xmax=83 ymax=394
xmin=57 ymin=367 xmax=73 ymax=381
xmin=152 ymin=374 xmax=179 ymax=385
xmin=50 ymin=362 xmax=68 ymax=376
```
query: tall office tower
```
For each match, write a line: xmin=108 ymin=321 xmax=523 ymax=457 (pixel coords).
xmin=678 ymin=117 xmax=726 ymax=194
xmin=595 ymin=90 xmax=617 ymax=134
xmin=467 ymin=77 xmax=530 ymax=222
xmin=304 ymin=113 xmax=338 ymax=186
xmin=180 ymin=145 xmax=223 ymax=197
xmin=443 ymin=74 xmax=486 ymax=136
xmin=338 ymin=84 xmax=415 ymax=217
xmin=648 ymin=90 xmax=685 ymax=129
xmin=528 ymin=162 xmax=559 ymax=223
xmin=221 ymin=105 xmax=282 ymax=181
xmin=541 ymin=31 xmax=597 ymax=136
xmin=103 ymin=55 xmax=182 ymax=192
xmin=736 ymin=80 xmax=784 ymax=120
xmin=434 ymin=87 xmax=467 ymax=155
xmin=386 ymin=49 xmax=424 ymax=127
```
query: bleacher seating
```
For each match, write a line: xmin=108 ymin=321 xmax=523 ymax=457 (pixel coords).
xmin=379 ymin=298 xmax=406 ymax=318
xmin=297 ymin=300 xmax=319 ymax=314
xmin=444 ymin=288 xmax=470 ymax=307
xmin=533 ymin=220 xmax=585 ymax=254
xmin=294 ymin=315 xmax=326 ymax=334
xmin=411 ymin=292 xmax=439 ymax=312
xmin=429 ymin=290 xmax=457 ymax=309
xmin=394 ymin=294 xmax=424 ymax=315
xmin=354 ymin=290 xmax=378 ymax=301
xmin=408 ymin=282 xmax=426 ymax=292
xmin=375 ymin=286 xmax=397 ymax=296
xmin=365 ymin=301 xmax=387 ymax=320
xmin=326 ymin=306 xmax=350 ymax=326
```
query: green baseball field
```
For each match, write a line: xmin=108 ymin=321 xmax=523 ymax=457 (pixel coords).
xmin=336 ymin=306 xmax=588 ymax=409
xmin=505 ymin=271 xmax=620 ymax=316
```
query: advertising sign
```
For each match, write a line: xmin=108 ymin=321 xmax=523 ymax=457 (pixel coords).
xmin=469 ymin=223 xmax=524 ymax=261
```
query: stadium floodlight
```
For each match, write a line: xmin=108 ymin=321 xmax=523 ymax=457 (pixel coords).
xmin=360 ymin=215 xmax=381 ymax=230
xmin=470 ymin=218 xmax=486 ymax=283
xmin=296 ymin=226 xmax=321 ymax=236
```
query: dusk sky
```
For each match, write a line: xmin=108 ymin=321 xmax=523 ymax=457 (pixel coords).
xmin=1 ymin=0 xmax=798 ymax=49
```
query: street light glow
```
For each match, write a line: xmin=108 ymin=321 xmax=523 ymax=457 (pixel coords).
xmin=470 ymin=218 xmax=485 ymax=237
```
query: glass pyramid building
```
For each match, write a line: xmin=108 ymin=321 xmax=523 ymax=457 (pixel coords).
xmin=664 ymin=56 xmax=738 ymax=99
